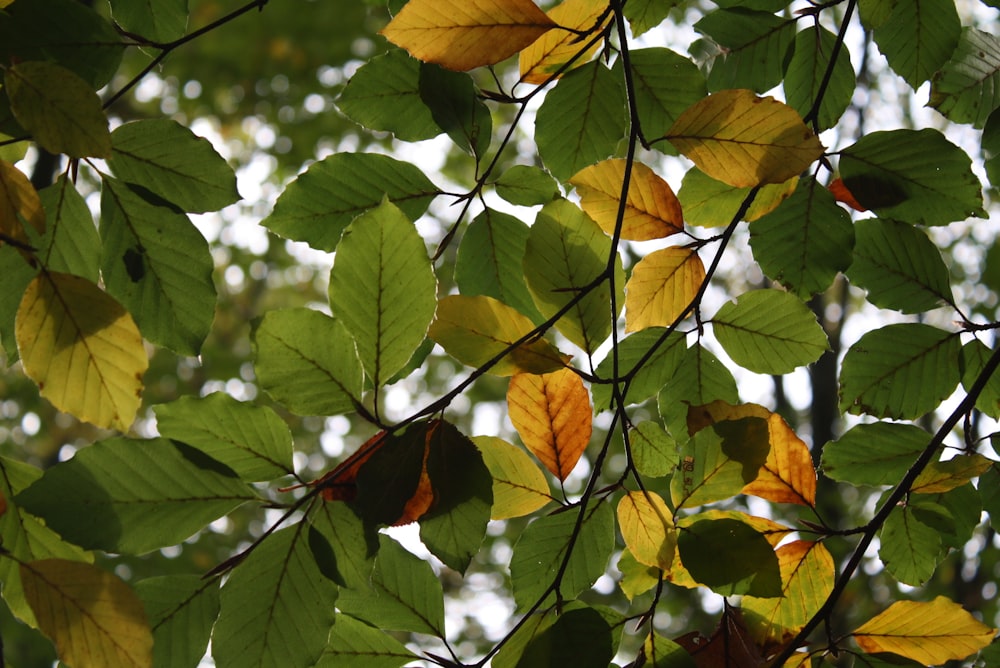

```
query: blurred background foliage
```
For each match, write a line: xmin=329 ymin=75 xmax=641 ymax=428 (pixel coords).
xmin=3 ymin=0 xmax=1000 ymax=665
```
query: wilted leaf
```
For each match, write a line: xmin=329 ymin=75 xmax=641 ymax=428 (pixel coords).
xmin=853 ymin=597 xmax=996 ymax=664
xmin=381 ymin=0 xmax=556 ymax=71
xmin=570 ymin=159 xmax=684 ymax=241
xmin=666 ymin=90 xmax=823 ymax=187
xmin=508 ymin=368 xmax=592 ymax=481
xmin=16 ymin=272 xmax=147 ymax=431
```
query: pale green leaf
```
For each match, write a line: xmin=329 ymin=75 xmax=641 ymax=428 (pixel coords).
xmin=658 ymin=343 xmax=739 ymax=440
xmin=328 ymin=199 xmax=437 ymax=386
xmin=494 ymin=165 xmax=559 ymax=206
xmin=592 ymin=329 xmax=687 ymax=411
xmin=626 ymin=48 xmax=706 ymax=140
xmin=317 ymin=614 xmax=418 ymax=668
xmin=631 ymin=421 xmax=678 ymax=478
xmin=670 ymin=417 xmax=770 ymax=509
xmin=712 ymin=290 xmax=829 ymax=374
xmin=879 ymin=505 xmax=944 ymax=586
xmin=37 ymin=176 xmax=101 ymax=282
xmin=678 ymin=168 xmax=797 ymax=228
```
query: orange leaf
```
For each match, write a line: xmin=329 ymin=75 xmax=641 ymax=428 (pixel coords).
xmin=519 ymin=0 xmax=609 ymax=84
xmin=507 ymin=368 xmax=591 ymax=481
xmin=569 ymin=159 xmax=684 ymax=241
xmin=828 ymin=177 xmax=866 ymax=211
xmin=624 ymin=247 xmax=705 ymax=332
xmin=688 ymin=400 xmax=817 ymax=507
xmin=381 ymin=0 xmax=557 ymax=72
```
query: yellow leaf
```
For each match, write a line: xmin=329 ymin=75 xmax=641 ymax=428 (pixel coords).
xmin=429 ymin=294 xmax=568 ymax=375
xmin=473 ymin=435 xmax=555 ymax=519
xmin=688 ymin=400 xmax=817 ymax=506
xmin=853 ymin=596 xmax=996 ymax=665
xmin=911 ymin=454 xmax=992 ymax=494
xmin=15 ymin=273 xmax=147 ymax=431
xmin=519 ymin=0 xmax=609 ymax=84
xmin=666 ymin=89 xmax=824 ymax=188
xmin=570 ymin=159 xmax=683 ymax=241
xmin=624 ymin=247 xmax=705 ymax=332
xmin=507 ymin=367 xmax=591 ymax=481
xmin=381 ymin=0 xmax=557 ymax=72
xmin=742 ymin=541 xmax=835 ymax=644
xmin=617 ymin=490 xmax=675 ymax=571
xmin=666 ymin=511 xmax=793 ymax=589
xmin=0 ymin=159 xmax=45 ymax=246
xmin=21 ymin=559 xmax=153 ymax=668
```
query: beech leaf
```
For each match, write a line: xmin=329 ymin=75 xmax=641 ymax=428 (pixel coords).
xmin=624 ymin=247 xmax=705 ymax=332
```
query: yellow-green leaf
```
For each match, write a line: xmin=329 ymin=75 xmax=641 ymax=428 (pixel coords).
xmin=5 ymin=61 xmax=111 ymax=158
xmin=742 ymin=541 xmax=835 ymax=644
xmin=21 ymin=559 xmax=153 ymax=668
xmin=15 ymin=273 xmax=147 ymax=431
xmin=853 ymin=596 xmax=996 ymax=665
xmin=519 ymin=0 xmax=609 ymax=84
xmin=624 ymin=247 xmax=705 ymax=332
xmin=429 ymin=294 xmax=569 ymax=375
xmin=0 ymin=159 xmax=44 ymax=247
xmin=617 ymin=490 xmax=676 ymax=571
xmin=570 ymin=159 xmax=684 ymax=241
xmin=473 ymin=435 xmax=554 ymax=520
xmin=381 ymin=0 xmax=557 ymax=72
xmin=911 ymin=454 xmax=993 ymax=494
xmin=507 ymin=368 xmax=591 ymax=481
xmin=666 ymin=89 xmax=824 ymax=187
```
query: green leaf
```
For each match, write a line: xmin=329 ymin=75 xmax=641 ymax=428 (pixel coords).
xmin=5 ymin=61 xmax=111 ymax=158
xmin=911 ymin=484 xmax=981 ymax=550
xmin=516 ymin=606 xmax=613 ymax=668
xmin=678 ymin=168 xmax=797 ymax=228
xmin=253 ymin=308 xmax=364 ymax=416
xmin=658 ymin=343 xmax=739 ymax=441
xmin=524 ymin=199 xmax=624 ymax=353
xmin=0 ymin=0 xmax=124 ymax=88
xmin=263 ymin=153 xmax=438 ymax=252
xmin=784 ymin=26 xmax=855 ymax=131
xmin=154 ymin=393 xmax=295 ymax=482
xmin=821 ymin=423 xmax=930 ymax=486
xmin=980 ymin=466 xmax=1000 ymax=532
xmin=872 ymin=0 xmax=960 ymax=87
xmin=535 ymin=61 xmax=627 ymax=180
xmin=510 ymin=501 xmax=614 ymax=610
xmin=135 ymin=575 xmax=220 ymax=668
xmin=337 ymin=50 xmax=441 ymax=141
xmin=336 ymin=534 xmax=446 ymax=636
xmin=677 ymin=518 xmax=782 ymax=597
xmin=495 ymin=165 xmax=560 ymax=206
xmin=109 ymin=0 xmax=187 ymax=42
xmin=36 ymin=176 xmax=101 ymax=282
xmin=420 ymin=421 xmax=493 ymax=572
xmin=694 ymin=9 xmax=796 ymax=92
xmin=961 ymin=339 xmax=1000 ymax=419
xmin=419 ymin=63 xmax=491 ymax=156
xmin=15 ymin=437 xmax=257 ymax=555
xmin=749 ymin=177 xmax=854 ymax=298
xmin=623 ymin=0 xmax=677 ymax=37
xmin=328 ymin=199 xmax=437 ymax=386
xmin=455 ymin=208 xmax=545 ymax=322
xmin=670 ymin=417 xmax=770 ymax=509
xmin=839 ymin=323 xmax=961 ymax=419
xmin=839 ymin=129 xmax=985 ymax=225
xmin=929 ymin=28 xmax=1000 ymax=128
xmin=108 ymin=119 xmax=240 ymax=213
xmin=0 ymin=456 xmax=92 ymax=628
xmin=213 ymin=522 xmax=338 ymax=668
xmin=0 ymin=246 xmax=39 ymax=362
xmin=591 ymin=329 xmax=687 ymax=411
xmin=100 ymin=177 xmax=216 ymax=355
xmin=712 ymin=290 xmax=829 ymax=374
xmin=631 ymin=421 xmax=678 ymax=478
xmin=317 ymin=614 xmax=419 ymax=668
xmin=846 ymin=218 xmax=954 ymax=313
xmin=309 ymin=501 xmax=377 ymax=591
xmin=626 ymin=48 xmax=706 ymax=141
xmin=985 ymin=108 xmax=1000 ymax=189
xmin=858 ymin=0 xmax=896 ymax=29
xmin=879 ymin=504 xmax=943 ymax=586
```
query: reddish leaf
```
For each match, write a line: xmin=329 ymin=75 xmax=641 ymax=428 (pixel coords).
xmin=828 ymin=177 xmax=866 ymax=211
